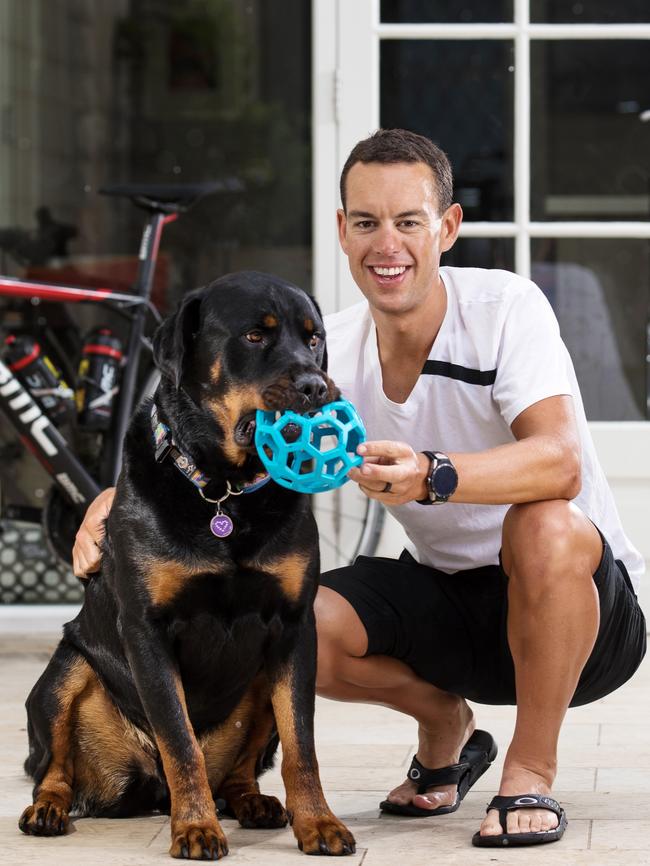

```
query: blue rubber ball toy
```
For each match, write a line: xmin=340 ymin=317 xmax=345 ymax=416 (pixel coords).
xmin=255 ymin=399 xmax=366 ymax=493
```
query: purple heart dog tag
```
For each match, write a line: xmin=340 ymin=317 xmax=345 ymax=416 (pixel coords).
xmin=210 ymin=512 xmax=233 ymax=538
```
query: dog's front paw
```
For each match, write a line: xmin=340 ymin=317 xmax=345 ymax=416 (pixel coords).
xmin=170 ymin=818 xmax=229 ymax=860
xmin=19 ymin=799 xmax=69 ymax=836
xmin=292 ymin=813 xmax=356 ymax=856
xmin=236 ymin=793 xmax=288 ymax=829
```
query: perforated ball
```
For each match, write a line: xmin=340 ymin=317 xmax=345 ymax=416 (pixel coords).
xmin=255 ymin=399 xmax=366 ymax=493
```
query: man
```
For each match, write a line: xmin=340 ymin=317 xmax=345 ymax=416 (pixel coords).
xmin=74 ymin=129 xmax=646 ymax=847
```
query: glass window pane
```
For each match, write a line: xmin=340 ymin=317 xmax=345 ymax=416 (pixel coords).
xmin=531 ymin=0 xmax=650 ymax=23
xmin=531 ymin=41 xmax=650 ymax=221
xmin=0 ymin=0 xmax=312 ymax=305
xmin=443 ymin=237 xmax=514 ymax=270
xmin=531 ymin=238 xmax=648 ymax=420
xmin=381 ymin=1 xmax=513 ymax=23
xmin=381 ymin=41 xmax=514 ymax=220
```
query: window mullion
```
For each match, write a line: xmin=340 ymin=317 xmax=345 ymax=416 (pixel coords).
xmin=514 ymin=0 xmax=531 ymax=278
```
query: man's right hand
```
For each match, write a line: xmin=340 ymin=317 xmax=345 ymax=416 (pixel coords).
xmin=72 ymin=487 xmax=116 ymax=577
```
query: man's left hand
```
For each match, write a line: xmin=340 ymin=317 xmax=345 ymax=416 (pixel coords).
xmin=348 ymin=441 xmax=429 ymax=505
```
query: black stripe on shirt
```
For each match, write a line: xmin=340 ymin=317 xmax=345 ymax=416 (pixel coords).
xmin=421 ymin=360 xmax=497 ymax=386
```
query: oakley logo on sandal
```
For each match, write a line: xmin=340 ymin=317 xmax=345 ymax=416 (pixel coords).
xmin=513 ymin=797 xmax=540 ymax=806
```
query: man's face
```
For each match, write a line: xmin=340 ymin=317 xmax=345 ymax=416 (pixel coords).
xmin=337 ymin=161 xmax=460 ymax=316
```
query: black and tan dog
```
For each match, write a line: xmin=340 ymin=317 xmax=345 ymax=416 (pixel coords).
xmin=19 ymin=272 xmax=356 ymax=859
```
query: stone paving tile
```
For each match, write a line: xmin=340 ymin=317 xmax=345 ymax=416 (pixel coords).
xmin=590 ymin=819 xmax=650 ymax=850
xmin=596 ymin=767 xmax=650 ymax=793
xmin=600 ymin=724 xmax=650 ymax=746
xmin=315 ymin=744 xmax=412 ymax=767
xmin=1 ymin=814 xmax=169 ymax=865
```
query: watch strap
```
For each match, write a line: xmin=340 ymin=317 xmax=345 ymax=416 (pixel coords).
xmin=416 ymin=450 xmax=437 ymax=505
xmin=416 ymin=450 xmax=457 ymax=505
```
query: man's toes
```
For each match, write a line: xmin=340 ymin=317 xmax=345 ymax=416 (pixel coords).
xmin=480 ymin=809 xmax=504 ymax=836
xmin=530 ymin=809 xmax=560 ymax=833
xmin=507 ymin=809 xmax=531 ymax=834
xmin=386 ymin=782 xmax=415 ymax=806
xmin=502 ymin=808 xmax=559 ymax=836
xmin=527 ymin=812 xmax=544 ymax=834
xmin=412 ymin=791 xmax=453 ymax=811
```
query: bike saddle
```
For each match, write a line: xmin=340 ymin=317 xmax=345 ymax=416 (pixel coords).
xmin=98 ymin=180 xmax=243 ymax=214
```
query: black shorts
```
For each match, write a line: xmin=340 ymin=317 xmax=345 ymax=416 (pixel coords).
xmin=319 ymin=536 xmax=647 ymax=706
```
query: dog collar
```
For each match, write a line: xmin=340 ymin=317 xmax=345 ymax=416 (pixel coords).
xmin=150 ymin=403 xmax=271 ymax=500
xmin=151 ymin=403 xmax=209 ymax=489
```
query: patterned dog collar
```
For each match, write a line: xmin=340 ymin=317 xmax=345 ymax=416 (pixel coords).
xmin=150 ymin=403 xmax=270 ymax=495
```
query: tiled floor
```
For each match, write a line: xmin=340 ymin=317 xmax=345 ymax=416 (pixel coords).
xmin=1 ymin=610 xmax=649 ymax=866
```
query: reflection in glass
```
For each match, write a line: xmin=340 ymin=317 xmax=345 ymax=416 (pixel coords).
xmin=0 ymin=0 xmax=312 ymax=303
xmin=531 ymin=41 xmax=650 ymax=221
xmin=531 ymin=238 xmax=648 ymax=420
xmin=381 ymin=41 xmax=514 ymax=221
xmin=531 ymin=0 xmax=650 ymax=23
xmin=381 ymin=0 xmax=513 ymax=23
xmin=443 ymin=237 xmax=514 ymax=271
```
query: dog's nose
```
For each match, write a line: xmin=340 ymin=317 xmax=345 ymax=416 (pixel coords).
xmin=294 ymin=372 xmax=328 ymax=405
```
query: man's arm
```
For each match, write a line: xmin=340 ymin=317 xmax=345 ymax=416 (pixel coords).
xmin=347 ymin=395 xmax=581 ymax=506
xmin=72 ymin=487 xmax=116 ymax=576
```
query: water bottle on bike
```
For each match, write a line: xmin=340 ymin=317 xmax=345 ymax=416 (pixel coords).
xmin=75 ymin=328 xmax=123 ymax=431
xmin=3 ymin=334 xmax=75 ymax=426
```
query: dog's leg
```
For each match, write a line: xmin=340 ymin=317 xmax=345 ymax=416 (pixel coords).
xmin=119 ymin=612 xmax=228 ymax=860
xmin=19 ymin=644 xmax=92 ymax=836
xmin=269 ymin=609 xmax=356 ymax=856
xmin=212 ymin=684 xmax=287 ymax=830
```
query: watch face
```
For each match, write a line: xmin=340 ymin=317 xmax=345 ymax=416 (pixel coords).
xmin=433 ymin=463 xmax=458 ymax=497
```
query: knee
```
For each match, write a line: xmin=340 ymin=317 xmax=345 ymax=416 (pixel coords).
xmin=314 ymin=586 xmax=366 ymax=693
xmin=502 ymin=500 xmax=601 ymax=592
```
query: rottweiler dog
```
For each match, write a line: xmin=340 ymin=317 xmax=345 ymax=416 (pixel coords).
xmin=19 ymin=272 xmax=356 ymax=859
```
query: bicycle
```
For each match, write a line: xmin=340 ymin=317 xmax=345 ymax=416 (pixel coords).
xmin=0 ymin=184 xmax=383 ymax=597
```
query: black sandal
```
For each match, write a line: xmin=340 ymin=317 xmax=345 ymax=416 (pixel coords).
xmin=471 ymin=794 xmax=567 ymax=846
xmin=379 ymin=729 xmax=497 ymax=817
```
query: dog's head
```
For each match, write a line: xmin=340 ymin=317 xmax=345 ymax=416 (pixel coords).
xmin=152 ymin=271 xmax=339 ymax=468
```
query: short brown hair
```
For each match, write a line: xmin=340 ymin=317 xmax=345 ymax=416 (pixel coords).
xmin=339 ymin=128 xmax=453 ymax=214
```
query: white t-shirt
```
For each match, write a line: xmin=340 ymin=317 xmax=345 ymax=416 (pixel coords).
xmin=325 ymin=267 xmax=644 ymax=592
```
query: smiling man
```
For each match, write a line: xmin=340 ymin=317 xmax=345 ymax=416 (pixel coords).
xmin=315 ymin=128 xmax=646 ymax=847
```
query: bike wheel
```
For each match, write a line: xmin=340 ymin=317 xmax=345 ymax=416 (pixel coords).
xmin=313 ymin=484 xmax=385 ymax=571
xmin=42 ymin=366 xmax=161 ymax=572
xmin=42 ymin=486 xmax=80 ymax=567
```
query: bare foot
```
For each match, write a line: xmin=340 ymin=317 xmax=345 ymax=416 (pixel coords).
xmin=479 ymin=767 xmax=559 ymax=837
xmin=384 ymin=696 xmax=474 ymax=812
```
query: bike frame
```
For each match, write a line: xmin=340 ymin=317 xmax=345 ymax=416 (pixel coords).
xmin=0 ymin=210 xmax=176 ymax=516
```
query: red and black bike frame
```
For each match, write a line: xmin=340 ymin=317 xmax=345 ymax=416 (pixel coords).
xmin=0 ymin=211 xmax=176 ymax=516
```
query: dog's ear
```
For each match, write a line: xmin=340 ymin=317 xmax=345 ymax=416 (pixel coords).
xmin=152 ymin=291 xmax=203 ymax=389
xmin=308 ymin=293 xmax=328 ymax=373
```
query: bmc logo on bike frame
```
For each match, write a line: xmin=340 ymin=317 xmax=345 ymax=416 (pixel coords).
xmin=0 ymin=359 xmax=58 ymax=457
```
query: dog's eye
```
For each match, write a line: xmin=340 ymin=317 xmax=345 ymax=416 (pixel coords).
xmin=245 ymin=331 xmax=264 ymax=344
xmin=308 ymin=334 xmax=321 ymax=350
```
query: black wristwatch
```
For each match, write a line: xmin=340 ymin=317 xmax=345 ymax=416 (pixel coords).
xmin=417 ymin=451 xmax=458 ymax=505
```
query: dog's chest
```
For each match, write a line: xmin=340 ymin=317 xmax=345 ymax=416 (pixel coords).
xmin=168 ymin=610 xmax=284 ymax=725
